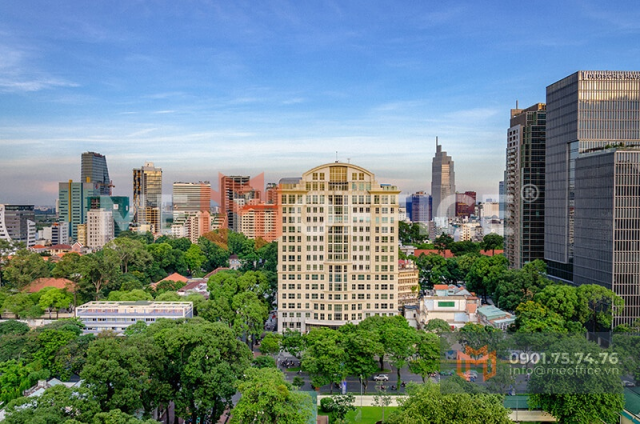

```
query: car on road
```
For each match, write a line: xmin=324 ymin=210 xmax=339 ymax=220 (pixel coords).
xmin=373 ymin=374 xmax=389 ymax=381
xmin=623 ymin=380 xmax=636 ymax=387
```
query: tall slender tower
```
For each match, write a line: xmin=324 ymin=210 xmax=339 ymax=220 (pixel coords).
xmin=504 ymin=103 xmax=546 ymax=269
xmin=133 ymin=162 xmax=163 ymax=234
xmin=431 ymin=137 xmax=456 ymax=218
xmin=81 ymin=152 xmax=112 ymax=195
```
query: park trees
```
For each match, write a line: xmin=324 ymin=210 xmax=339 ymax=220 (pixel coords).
xmin=528 ymin=336 xmax=624 ymax=424
xmin=302 ymin=328 xmax=347 ymax=394
xmin=386 ymin=382 xmax=511 ymax=424
xmin=145 ymin=318 xmax=252 ymax=423
xmin=339 ymin=324 xmax=381 ymax=394
xmin=408 ymin=331 xmax=441 ymax=383
xmin=80 ymin=336 xmax=151 ymax=415
xmin=38 ymin=287 xmax=73 ymax=319
xmin=230 ymin=367 xmax=313 ymax=424
xmin=2 ymin=249 xmax=49 ymax=290
xmin=493 ymin=260 xmax=551 ymax=312
xmin=2 ymin=385 xmax=101 ymax=424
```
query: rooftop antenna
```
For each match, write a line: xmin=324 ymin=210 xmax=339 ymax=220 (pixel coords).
xmin=335 ymin=151 xmax=338 ymax=163
xmin=436 ymin=136 xmax=438 ymax=148
xmin=516 ymin=100 xmax=519 ymax=109
xmin=347 ymin=158 xmax=351 ymax=164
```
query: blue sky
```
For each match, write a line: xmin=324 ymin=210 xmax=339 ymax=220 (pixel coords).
xmin=1 ymin=0 xmax=640 ymax=205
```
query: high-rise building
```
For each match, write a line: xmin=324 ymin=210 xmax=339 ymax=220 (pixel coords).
xmin=240 ymin=203 xmax=280 ymax=242
xmin=545 ymin=71 xmax=640 ymax=283
xmin=0 ymin=204 xmax=36 ymax=247
xmin=573 ymin=149 xmax=640 ymax=326
xmin=505 ymin=103 xmax=546 ymax=269
xmin=220 ymin=176 xmax=260 ymax=232
xmin=431 ymin=137 xmax=456 ymax=218
xmin=410 ymin=191 xmax=431 ymax=223
xmin=172 ymin=181 xmax=211 ymax=220
xmin=455 ymin=191 xmax=477 ymax=218
xmin=265 ymin=183 xmax=279 ymax=205
xmin=58 ymin=181 xmax=99 ymax=241
xmin=81 ymin=152 xmax=112 ymax=195
xmin=87 ymin=209 xmax=114 ymax=249
xmin=277 ymin=163 xmax=400 ymax=333
xmin=498 ymin=180 xmax=505 ymax=220
xmin=133 ymin=162 xmax=162 ymax=234
xmin=88 ymin=196 xmax=131 ymax=237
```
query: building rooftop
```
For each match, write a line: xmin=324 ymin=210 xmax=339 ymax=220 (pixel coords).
xmin=477 ymin=305 xmax=511 ymax=320
xmin=23 ymin=277 xmax=75 ymax=293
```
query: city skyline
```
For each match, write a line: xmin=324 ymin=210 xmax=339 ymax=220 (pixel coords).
xmin=2 ymin=1 xmax=640 ymax=204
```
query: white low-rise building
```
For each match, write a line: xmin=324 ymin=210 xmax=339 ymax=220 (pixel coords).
xmin=76 ymin=301 xmax=193 ymax=334
xmin=418 ymin=284 xmax=480 ymax=329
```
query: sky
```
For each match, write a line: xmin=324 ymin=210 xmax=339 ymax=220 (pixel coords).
xmin=1 ymin=0 xmax=640 ymax=206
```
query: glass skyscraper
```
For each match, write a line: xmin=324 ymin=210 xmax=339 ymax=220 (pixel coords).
xmin=505 ymin=103 xmax=546 ymax=269
xmin=545 ymin=71 xmax=640 ymax=283
xmin=81 ymin=152 xmax=112 ymax=195
xmin=431 ymin=138 xmax=456 ymax=219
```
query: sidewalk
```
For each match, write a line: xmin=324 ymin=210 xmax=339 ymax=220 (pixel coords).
xmin=316 ymin=395 xmax=407 ymax=407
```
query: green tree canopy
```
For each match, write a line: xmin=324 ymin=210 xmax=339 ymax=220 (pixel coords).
xmin=2 ymin=249 xmax=50 ymax=289
xmin=230 ymin=367 xmax=312 ymax=424
xmin=386 ymin=382 xmax=511 ymax=424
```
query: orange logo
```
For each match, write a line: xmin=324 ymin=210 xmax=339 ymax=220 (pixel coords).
xmin=456 ymin=345 xmax=497 ymax=381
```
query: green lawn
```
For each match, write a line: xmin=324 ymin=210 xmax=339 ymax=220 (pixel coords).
xmin=319 ymin=406 xmax=399 ymax=423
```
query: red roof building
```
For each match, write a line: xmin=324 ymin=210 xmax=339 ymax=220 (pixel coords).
xmin=23 ymin=277 xmax=75 ymax=293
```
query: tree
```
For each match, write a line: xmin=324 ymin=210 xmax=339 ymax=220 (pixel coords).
xmin=2 ymin=384 xmax=101 ymax=424
xmin=465 ymin=255 xmax=508 ymax=303
xmin=434 ymin=233 xmax=454 ymax=256
xmin=386 ymin=326 xmax=418 ymax=387
xmin=198 ymin=237 xmax=230 ymax=271
xmin=0 ymin=359 xmax=50 ymax=405
xmin=33 ymin=327 xmax=79 ymax=375
xmin=51 ymin=252 xmax=84 ymax=305
xmin=230 ymin=367 xmax=312 ymax=424
xmin=302 ymin=328 xmax=346 ymax=393
xmin=415 ymin=253 xmax=450 ymax=289
xmin=79 ymin=251 xmax=121 ymax=300
xmin=53 ymin=333 xmax=94 ymax=381
xmin=322 ymin=394 xmax=356 ymax=423
xmin=107 ymin=289 xmax=153 ymax=301
xmin=385 ymin=382 xmax=512 ymax=424
xmin=252 ymin=355 xmax=277 ymax=369
xmin=2 ymin=293 xmax=36 ymax=319
xmin=493 ymin=260 xmax=551 ymax=312
xmin=373 ymin=382 xmax=393 ymax=424
xmin=528 ymin=336 xmax=625 ymax=424
xmin=341 ymin=326 xmax=381 ymax=394
xmin=533 ymin=284 xmax=580 ymax=322
xmin=481 ymin=233 xmax=503 ymax=256
xmin=259 ymin=332 xmax=282 ymax=356
xmin=105 ymin=237 xmax=152 ymax=274
xmin=0 ymin=320 xmax=30 ymax=336
xmin=281 ymin=328 xmax=306 ymax=360
xmin=2 ymin=249 xmax=49 ymax=289
xmin=91 ymin=409 xmax=162 ymax=424
xmin=80 ymin=336 xmax=151 ymax=415
xmin=424 ymin=318 xmax=452 ymax=334
xmin=449 ymin=240 xmax=480 ymax=256
xmin=183 ymin=244 xmax=206 ymax=276
xmin=576 ymin=284 xmax=624 ymax=331
xmin=38 ymin=287 xmax=73 ymax=319
xmin=408 ymin=331 xmax=440 ymax=383
xmin=146 ymin=318 xmax=252 ymax=423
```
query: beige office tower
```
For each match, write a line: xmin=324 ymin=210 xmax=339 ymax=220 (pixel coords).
xmin=277 ymin=163 xmax=401 ymax=333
